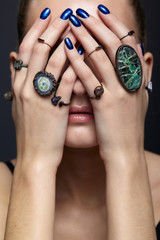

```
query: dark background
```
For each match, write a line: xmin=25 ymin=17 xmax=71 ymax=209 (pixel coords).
xmin=1 ymin=0 xmax=160 ymax=161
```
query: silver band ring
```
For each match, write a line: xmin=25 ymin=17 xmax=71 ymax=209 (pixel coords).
xmin=88 ymin=45 xmax=103 ymax=57
xmin=38 ymin=38 xmax=52 ymax=49
xmin=120 ymin=30 xmax=135 ymax=41
xmin=14 ymin=60 xmax=28 ymax=70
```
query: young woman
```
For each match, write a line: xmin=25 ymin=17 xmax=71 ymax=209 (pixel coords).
xmin=1 ymin=0 xmax=160 ymax=239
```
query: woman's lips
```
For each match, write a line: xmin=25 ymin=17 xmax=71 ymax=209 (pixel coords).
xmin=68 ymin=106 xmax=94 ymax=123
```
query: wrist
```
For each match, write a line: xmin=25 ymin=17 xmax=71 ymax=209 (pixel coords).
xmin=102 ymin=149 xmax=147 ymax=172
xmin=15 ymin=154 xmax=61 ymax=178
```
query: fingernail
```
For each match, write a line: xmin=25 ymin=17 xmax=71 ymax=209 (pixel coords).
xmin=78 ymin=45 xmax=84 ymax=55
xmin=76 ymin=8 xmax=89 ymax=18
xmin=69 ymin=15 xmax=81 ymax=27
xmin=40 ymin=8 xmax=51 ymax=20
xmin=140 ymin=43 xmax=144 ymax=56
xmin=98 ymin=4 xmax=110 ymax=14
xmin=65 ymin=38 xmax=74 ymax=50
xmin=60 ymin=8 xmax=73 ymax=20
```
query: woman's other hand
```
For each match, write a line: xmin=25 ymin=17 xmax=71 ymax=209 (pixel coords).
xmin=10 ymin=8 xmax=76 ymax=169
xmin=64 ymin=7 xmax=153 ymax=166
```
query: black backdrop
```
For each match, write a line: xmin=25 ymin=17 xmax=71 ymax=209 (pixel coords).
xmin=1 ymin=0 xmax=160 ymax=161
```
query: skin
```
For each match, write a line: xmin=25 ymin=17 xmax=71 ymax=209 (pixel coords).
xmin=0 ymin=0 xmax=160 ymax=239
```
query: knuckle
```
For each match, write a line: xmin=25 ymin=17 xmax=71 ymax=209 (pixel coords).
xmin=117 ymin=88 xmax=127 ymax=101
xmin=19 ymin=42 xmax=31 ymax=55
xmin=20 ymin=88 xmax=31 ymax=102
xmin=62 ymin=74 xmax=74 ymax=85
xmin=13 ymin=82 xmax=20 ymax=96
xmin=48 ymin=57 xmax=62 ymax=69
xmin=19 ymin=43 xmax=27 ymax=55
xmin=33 ymin=43 xmax=48 ymax=55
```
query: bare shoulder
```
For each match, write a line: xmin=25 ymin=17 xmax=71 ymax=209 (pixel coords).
xmin=145 ymin=150 xmax=160 ymax=178
xmin=0 ymin=160 xmax=15 ymax=239
xmin=145 ymin=151 xmax=160 ymax=224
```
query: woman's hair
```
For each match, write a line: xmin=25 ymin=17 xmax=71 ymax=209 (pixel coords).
xmin=17 ymin=0 xmax=146 ymax=47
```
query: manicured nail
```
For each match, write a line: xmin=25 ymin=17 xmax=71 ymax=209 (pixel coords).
xmin=65 ymin=38 xmax=74 ymax=50
xmin=98 ymin=4 xmax=110 ymax=14
xmin=140 ymin=43 xmax=144 ymax=56
xmin=60 ymin=8 xmax=73 ymax=20
xmin=76 ymin=8 xmax=89 ymax=18
xmin=69 ymin=15 xmax=81 ymax=27
xmin=78 ymin=45 xmax=84 ymax=55
xmin=40 ymin=8 xmax=51 ymax=19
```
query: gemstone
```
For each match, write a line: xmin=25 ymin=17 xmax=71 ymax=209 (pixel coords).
xmin=14 ymin=60 xmax=23 ymax=70
xmin=94 ymin=84 xmax=104 ymax=99
xmin=51 ymin=96 xmax=61 ymax=106
xmin=148 ymin=82 xmax=153 ymax=92
xmin=33 ymin=71 xmax=57 ymax=96
xmin=116 ymin=45 xmax=142 ymax=92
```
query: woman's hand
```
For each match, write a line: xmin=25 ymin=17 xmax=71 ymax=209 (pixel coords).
xmin=64 ymin=7 xmax=149 ymax=165
xmin=63 ymin=7 xmax=156 ymax=240
xmin=11 ymin=8 xmax=78 ymax=169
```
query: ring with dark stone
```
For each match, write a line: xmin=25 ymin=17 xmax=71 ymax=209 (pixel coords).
xmin=33 ymin=71 xmax=57 ymax=96
xmin=51 ymin=91 xmax=71 ymax=107
xmin=120 ymin=30 xmax=135 ymax=41
xmin=14 ymin=60 xmax=28 ymax=70
xmin=88 ymin=83 xmax=104 ymax=100
xmin=115 ymin=45 xmax=142 ymax=92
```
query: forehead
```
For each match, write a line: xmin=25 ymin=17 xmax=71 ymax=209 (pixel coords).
xmin=27 ymin=0 xmax=137 ymax=36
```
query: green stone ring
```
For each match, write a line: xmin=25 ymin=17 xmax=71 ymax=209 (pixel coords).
xmin=14 ymin=60 xmax=28 ymax=70
xmin=115 ymin=45 xmax=142 ymax=92
xmin=33 ymin=71 xmax=57 ymax=96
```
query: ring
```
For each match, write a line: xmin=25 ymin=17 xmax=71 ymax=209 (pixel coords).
xmin=3 ymin=91 xmax=13 ymax=101
xmin=88 ymin=45 xmax=103 ymax=57
xmin=145 ymin=81 xmax=152 ymax=92
xmin=14 ymin=60 xmax=28 ymax=70
xmin=38 ymin=38 xmax=52 ymax=49
xmin=51 ymin=91 xmax=71 ymax=107
xmin=120 ymin=30 xmax=135 ymax=41
xmin=33 ymin=71 xmax=57 ymax=96
xmin=88 ymin=83 xmax=104 ymax=100
xmin=115 ymin=45 xmax=142 ymax=92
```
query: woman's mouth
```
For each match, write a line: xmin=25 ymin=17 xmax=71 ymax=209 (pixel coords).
xmin=68 ymin=106 xmax=94 ymax=123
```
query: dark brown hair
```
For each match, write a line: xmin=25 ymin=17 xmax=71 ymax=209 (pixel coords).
xmin=17 ymin=0 xmax=146 ymax=47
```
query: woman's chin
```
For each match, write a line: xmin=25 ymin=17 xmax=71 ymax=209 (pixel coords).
xmin=64 ymin=124 xmax=98 ymax=148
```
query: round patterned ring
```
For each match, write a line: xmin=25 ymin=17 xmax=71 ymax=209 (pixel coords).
xmin=115 ymin=45 xmax=142 ymax=92
xmin=33 ymin=71 xmax=57 ymax=96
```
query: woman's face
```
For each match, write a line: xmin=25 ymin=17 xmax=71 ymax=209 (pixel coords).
xmin=25 ymin=0 xmax=143 ymax=148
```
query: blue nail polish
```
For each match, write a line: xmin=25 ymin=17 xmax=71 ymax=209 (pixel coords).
xmin=60 ymin=8 xmax=73 ymax=20
xmin=76 ymin=8 xmax=89 ymax=18
xmin=69 ymin=15 xmax=81 ymax=27
xmin=40 ymin=8 xmax=51 ymax=20
xmin=98 ymin=4 xmax=110 ymax=14
xmin=78 ymin=45 xmax=84 ymax=55
xmin=65 ymin=38 xmax=74 ymax=50
xmin=140 ymin=43 xmax=144 ymax=56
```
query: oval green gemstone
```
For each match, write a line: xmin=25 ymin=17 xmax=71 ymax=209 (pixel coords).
xmin=116 ymin=45 xmax=142 ymax=92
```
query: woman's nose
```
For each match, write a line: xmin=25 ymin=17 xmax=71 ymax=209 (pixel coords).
xmin=72 ymin=78 xmax=86 ymax=96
